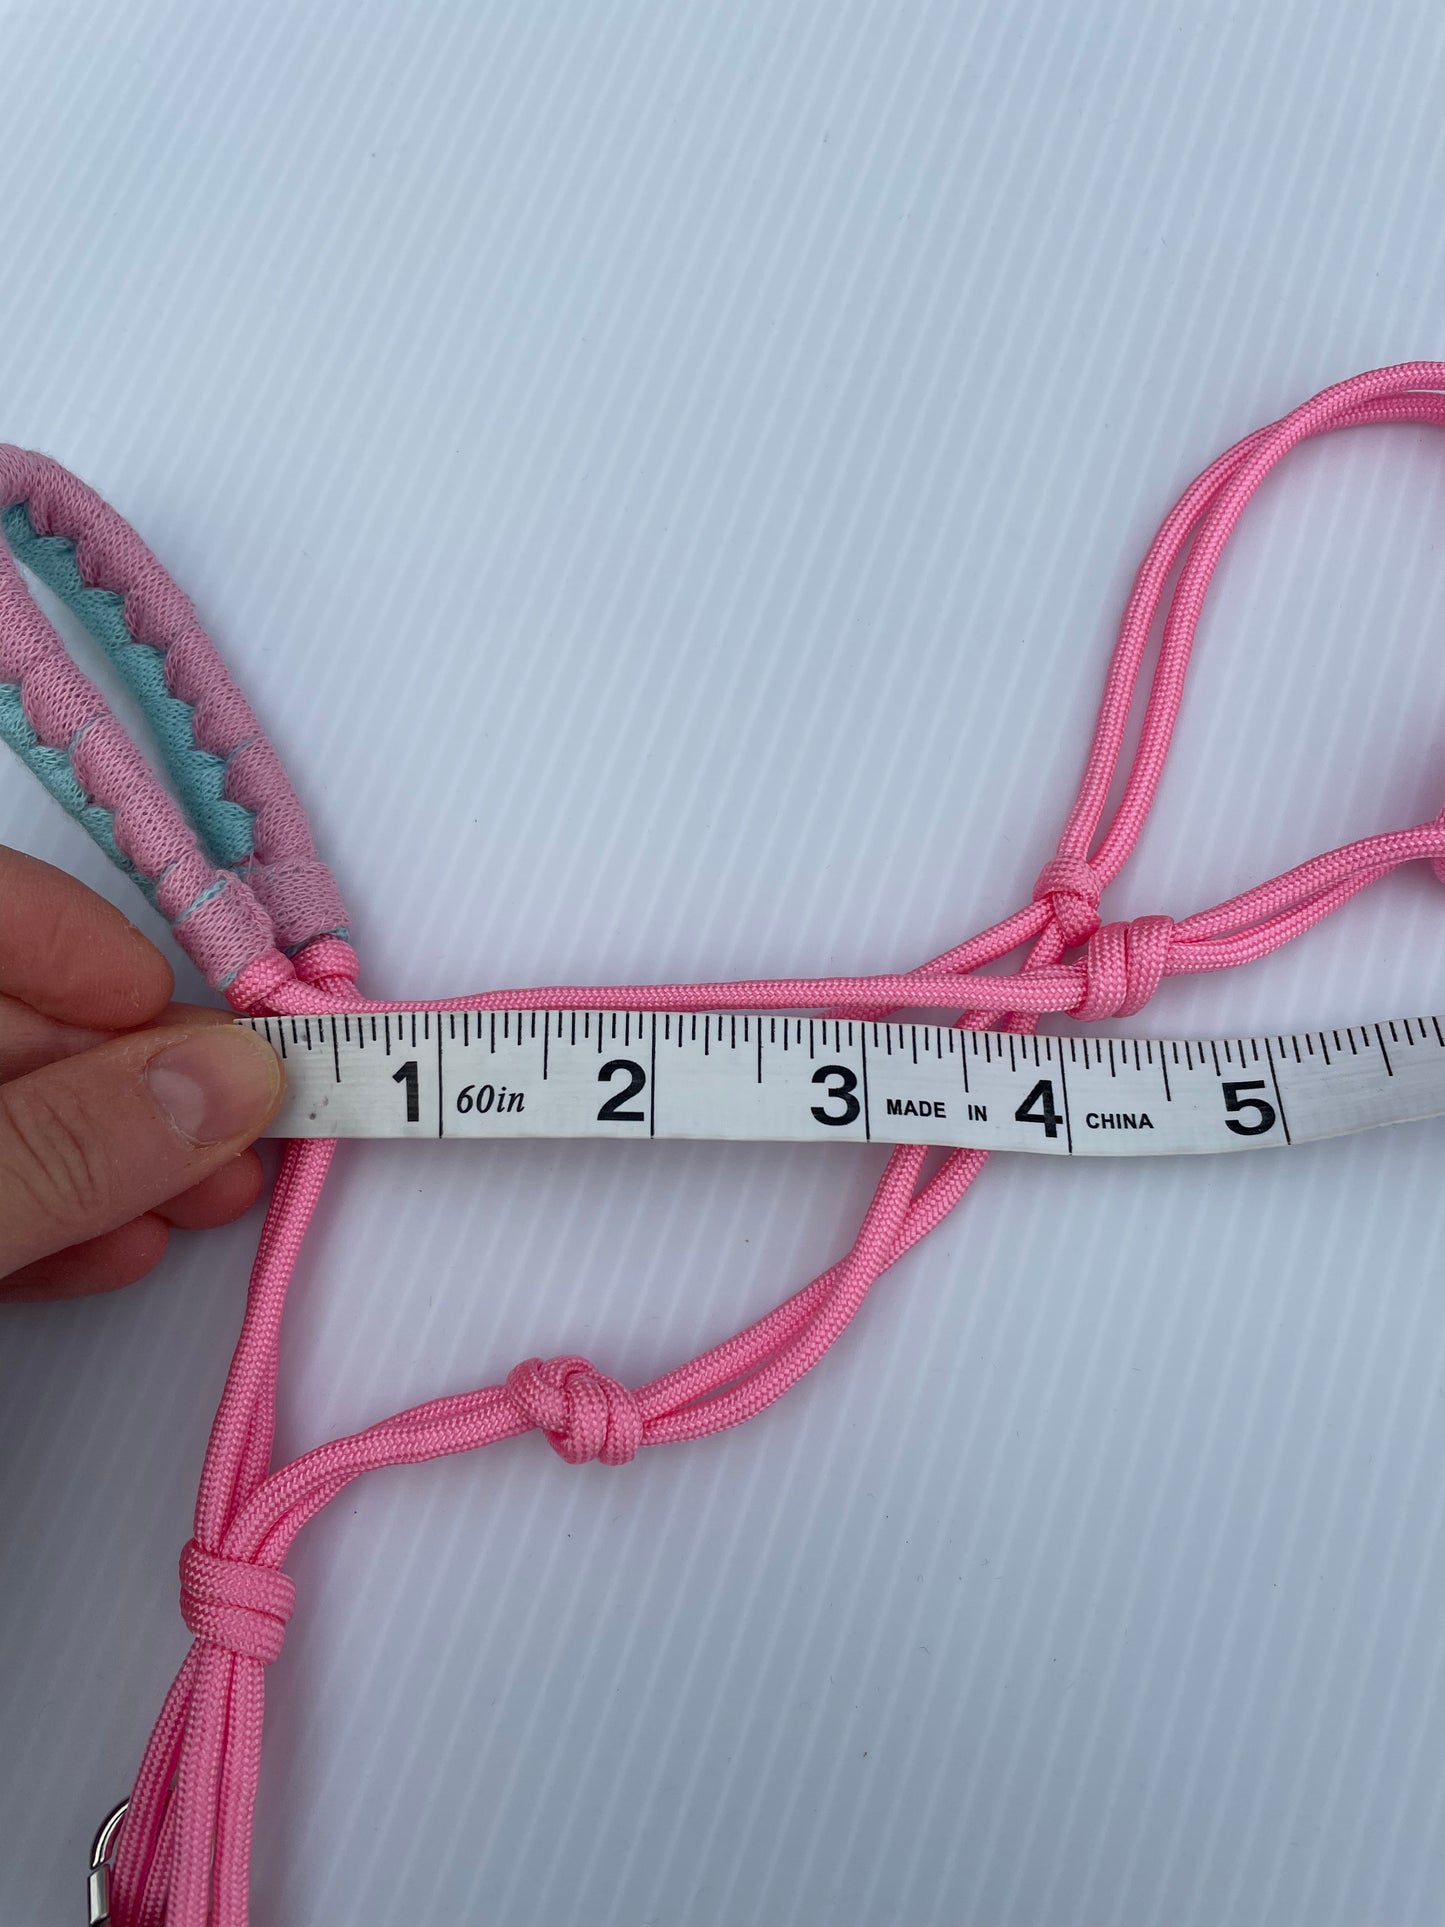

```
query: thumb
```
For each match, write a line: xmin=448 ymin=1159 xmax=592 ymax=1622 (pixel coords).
xmin=0 ymin=1022 xmax=283 ymax=1278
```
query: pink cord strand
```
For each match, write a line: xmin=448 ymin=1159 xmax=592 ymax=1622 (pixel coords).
xmin=44 ymin=362 xmax=1441 ymax=1923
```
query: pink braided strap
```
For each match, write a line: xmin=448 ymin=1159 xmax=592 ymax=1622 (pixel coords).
xmin=24 ymin=360 xmax=1439 ymax=1927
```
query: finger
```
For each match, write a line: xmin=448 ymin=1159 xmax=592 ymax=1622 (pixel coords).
xmin=151 ymin=1150 xmax=266 ymax=1229
xmin=0 ymin=995 xmax=237 ymax=1083
xmin=0 ymin=1214 xmax=170 ymax=1301
xmin=0 ymin=1022 xmax=283 ymax=1278
xmin=144 ymin=1002 xmax=243 ymax=1031
xmin=0 ymin=994 xmax=110 ymax=1081
xmin=3 ymin=1152 xmax=271 ymax=1300
xmin=0 ymin=845 xmax=173 ymax=1028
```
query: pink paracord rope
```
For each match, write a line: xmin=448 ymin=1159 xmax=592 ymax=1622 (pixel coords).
xmin=6 ymin=365 xmax=1445 ymax=1924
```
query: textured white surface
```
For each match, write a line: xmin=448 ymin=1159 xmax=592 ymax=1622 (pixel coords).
xmin=6 ymin=3 xmax=1445 ymax=1923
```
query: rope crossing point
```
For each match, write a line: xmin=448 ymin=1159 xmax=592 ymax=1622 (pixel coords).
xmin=4 ymin=364 xmax=1445 ymax=1923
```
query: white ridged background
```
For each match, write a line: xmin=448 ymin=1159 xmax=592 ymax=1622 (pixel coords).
xmin=5 ymin=3 xmax=1445 ymax=1922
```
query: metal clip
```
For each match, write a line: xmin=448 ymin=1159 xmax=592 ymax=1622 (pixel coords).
xmin=87 ymin=1801 xmax=127 ymax=1926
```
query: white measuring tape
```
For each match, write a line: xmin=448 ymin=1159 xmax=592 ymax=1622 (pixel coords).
xmin=241 ymin=1010 xmax=1445 ymax=1156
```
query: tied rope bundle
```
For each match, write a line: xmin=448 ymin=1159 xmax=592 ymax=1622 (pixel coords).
xmin=5 ymin=364 xmax=1445 ymax=1924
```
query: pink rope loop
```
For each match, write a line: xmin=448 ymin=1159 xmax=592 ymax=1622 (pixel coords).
xmin=178 ymin=1542 xmax=295 ymax=1668
xmin=0 ymin=446 xmax=350 ymax=988
xmin=505 ymin=1356 xmax=645 ymax=1466
xmin=1073 ymin=915 xmax=1176 ymax=1020
xmin=1032 ymin=855 xmax=1104 ymax=946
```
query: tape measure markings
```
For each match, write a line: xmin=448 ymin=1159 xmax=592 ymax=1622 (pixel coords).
xmin=240 ymin=1008 xmax=1445 ymax=1155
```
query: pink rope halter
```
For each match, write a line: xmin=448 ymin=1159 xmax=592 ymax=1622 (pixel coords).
xmin=7 ymin=364 xmax=1445 ymax=1925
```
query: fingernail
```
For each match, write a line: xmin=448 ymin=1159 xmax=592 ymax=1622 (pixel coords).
xmin=146 ymin=1028 xmax=283 ymax=1145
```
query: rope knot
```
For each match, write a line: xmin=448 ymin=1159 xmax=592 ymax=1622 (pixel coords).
xmin=505 ymin=1355 xmax=643 ymax=1465
xmin=224 ymin=936 xmax=361 ymax=1016
xmin=293 ymin=935 xmax=361 ymax=999
xmin=179 ymin=1540 xmax=295 ymax=1666
xmin=1033 ymin=856 xmax=1103 ymax=946
xmin=1074 ymin=915 xmax=1175 ymax=1020
xmin=224 ymin=947 xmax=297 ymax=1015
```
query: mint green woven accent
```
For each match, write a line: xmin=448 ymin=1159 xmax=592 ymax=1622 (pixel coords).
xmin=1 ymin=503 xmax=255 ymax=870
xmin=0 ymin=682 xmax=152 ymax=897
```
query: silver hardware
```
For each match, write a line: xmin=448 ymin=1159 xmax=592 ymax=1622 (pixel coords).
xmin=87 ymin=1801 xmax=127 ymax=1927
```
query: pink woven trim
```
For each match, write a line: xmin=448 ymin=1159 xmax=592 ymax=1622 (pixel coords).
xmin=18 ymin=458 xmax=320 ymax=870
xmin=68 ymin=720 xmax=204 ymax=879
xmin=174 ymin=883 xmax=282 ymax=989
xmin=0 ymin=445 xmax=350 ymax=974
xmin=237 ymin=854 xmax=349 ymax=955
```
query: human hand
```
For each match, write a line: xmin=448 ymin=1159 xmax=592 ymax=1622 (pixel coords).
xmin=0 ymin=846 xmax=284 ymax=1299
